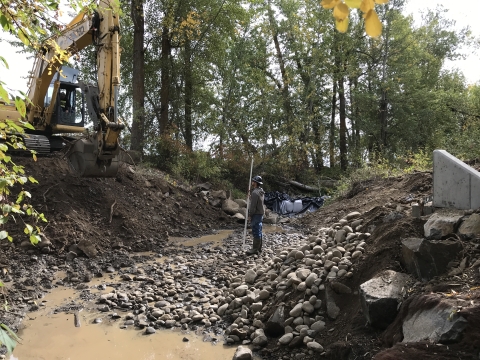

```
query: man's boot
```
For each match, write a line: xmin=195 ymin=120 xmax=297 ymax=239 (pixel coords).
xmin=246 ymin=237 xmax=261 ymax=255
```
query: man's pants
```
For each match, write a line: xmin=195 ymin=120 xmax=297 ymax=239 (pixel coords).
xmin=251 ymin=214 xmax=263 ymax=239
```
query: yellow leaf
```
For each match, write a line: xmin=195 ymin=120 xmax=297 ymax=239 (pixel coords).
xmin=364 ymin=9 xmax=382 ymax=38
xmin=336 ymin=17 xmax=349 ymax=33
xmin=333 ymin=2 xmax=349 ymax=20
xmin=360 ymin=0 xmax=375 ymax=13
xmin=345 ymin=0 xmax=362 ymax=8
xmin=321 ymin=0 xmax=340 ymax=9
xmin=374 ymin=0 xmax=388 ymax=3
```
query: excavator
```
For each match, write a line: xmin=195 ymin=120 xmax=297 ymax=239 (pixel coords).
xmin=0 ymin=0 xmax=124 ymax=177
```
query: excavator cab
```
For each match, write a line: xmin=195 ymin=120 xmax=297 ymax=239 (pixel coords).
xmin=46 ymin=67 xmax=85 ymax=128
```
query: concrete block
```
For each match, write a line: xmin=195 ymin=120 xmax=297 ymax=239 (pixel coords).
xmin=411 ymin=204 xmax=421 ymax=218
xmin=433 ymin=150 xmax=480 ymax=210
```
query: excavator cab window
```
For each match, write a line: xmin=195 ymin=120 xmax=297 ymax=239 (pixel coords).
xmin=51 ymin=85 xmax=84 ymax=127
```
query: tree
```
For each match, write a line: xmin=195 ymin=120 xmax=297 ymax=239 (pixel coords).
xmin=130 ymin=0 xmax=145 ymax=152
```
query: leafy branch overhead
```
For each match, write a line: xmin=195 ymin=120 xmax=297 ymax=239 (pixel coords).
xmin=321 ymin=0 xmax=388 ymax=37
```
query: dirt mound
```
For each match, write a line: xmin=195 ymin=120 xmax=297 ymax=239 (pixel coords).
xmin=2 ymin=154 xmax=237 ymax=259
xmin=296 ymin=171 xmax=432 ymax=231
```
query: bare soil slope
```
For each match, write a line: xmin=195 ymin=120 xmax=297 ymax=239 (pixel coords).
xmin=3 ymin=154 xmax=236 ymax=259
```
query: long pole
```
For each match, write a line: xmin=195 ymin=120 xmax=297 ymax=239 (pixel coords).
xmin=243 ymin=158 xmax=254 ymax=248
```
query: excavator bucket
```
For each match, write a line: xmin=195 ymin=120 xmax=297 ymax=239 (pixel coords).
xmin=67 ymin=138 xmax=120 ymax=177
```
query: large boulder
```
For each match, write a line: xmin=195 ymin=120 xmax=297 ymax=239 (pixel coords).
xmin=211 ymin=190 xmax=227 ymax=200
xmin=234 ymin=199 xmax=248 ymax=208
xmin=359 ymin=270 xmax=411 ymax=329
xmin=77 ymin=239 xmax=98 ymax=258
xmin=402 ymin=300 xmax=468 ymax=344
xmin=424 ymin=213 xmax=462 ymax=239
xmin=401 ymin=238 xmax=462 ymax=280
xmin=325 ymin=286 xmax=340 ymax=320
xmin=458 ymin=213 xmax=480 ymax=238
xmin=265 ymin=305 xmax=286 ymax=337
xmin=222 ymin=199 xmax=240 ymax=215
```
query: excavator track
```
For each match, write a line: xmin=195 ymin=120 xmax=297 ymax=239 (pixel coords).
xmin=22 ymin=134 xmax=51 ymax=155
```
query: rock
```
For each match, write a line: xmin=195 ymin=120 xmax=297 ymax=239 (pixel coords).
xmin=265 ymin=305 xmax=285 ymax=337
xmin=235 ymin=199 xmax=248 ymax=208
xmin=307 ymin=341 xmax=324 ymax=352
xmin=297 ymin=282 xmax=306 ymax=292
xmin=289 ymin=303 xmax=304 ymax=318
xmin=401 ymin=238 xmax=462 ymax=280
xmin=263 ymin=214 xmax=278 ymax=224
xmin=77 ymin=239 xmax=98 ymax=258
xmin=346 ymin=211 xmax=361 ymax=220
xmin=296 ymin=269 xmax=311 ymax=281
xmin=234 ymin=285 xmax=248 ymax=297
xmin=196 ymin=182 xmax=212 ymax=191
xmin=402 ymin=298 xmax=468 ymax=344
xmin=325 ymin=287 xmax=340 ymax=320
xmin=295 ymin=251 xmax=304 ymax=260
xmin=310 ymin=320 xmax=325 ymax=332
xmin=359 ymin=270 xmax=411 ymax=329
xmin=304 ymin=273 xmax=318 ymax=288
xmin=211 ymin=190 xmax=227 ymax=200
xmin=424 ymin=213 xmax=462 ymax=239
xmin=288 ymin=335 xmax=303 ymax=348
xmin=65 ymin=251 xmax=77 ymax=261
xmin=334 ymin=230 xmax=346 ymax=244
xmin=98 ymin=305 xmax=109 ymax=312
xmin=232 ymin=346 xmax=252 ymax=360
xmin=145 ymin=327 xmax=156 ymax=334
xmin=245 ymin=269 xmax=257 ymax=284
xmin=330 ymin=282 xmax=352 ymax=294
xmin=352 ymin=250 xmax=362 ymax=259
xmin=458 ymin=213 xmax=480 ymax=238
xmin=279 ymin=333 xmax=294 ymax=345
xmin=251 ymin=302 xmax=263 ymax=313
xmin=218 ymin=303 xmax=228 ymax=315
xmin=222 ymin=199 xmax=240 ymax=215
xmin=258 ymin=289 xmax=270 ymax=300
xmin=233 ymin=213 xmax=245 ymax=222
xmin=252 ymin=335 xmax=268 ymax=347
xmin=301 ymin=302 xmax=314 ymax=314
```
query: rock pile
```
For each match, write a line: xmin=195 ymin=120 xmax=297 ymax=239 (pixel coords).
xmin=221 ymin=211 xmax=370 ymax=352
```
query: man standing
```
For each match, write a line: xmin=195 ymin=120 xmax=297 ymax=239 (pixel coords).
xmin=247 ymin=175 xmax=265 ymax=255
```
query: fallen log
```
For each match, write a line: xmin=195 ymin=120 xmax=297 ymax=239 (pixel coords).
xmin=288 ymin=180 xmax=320 ymax=192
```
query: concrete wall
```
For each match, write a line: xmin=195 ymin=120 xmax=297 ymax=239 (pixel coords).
xmin=433 ymin=150 xmax=480 ymax=210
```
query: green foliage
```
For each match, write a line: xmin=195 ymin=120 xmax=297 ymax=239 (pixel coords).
xmin=152 ymin=134 xmax=222 ymax=182
xmin=0 ymin=323 xmax=20 ymax=354
xmin=0 ymin=121 xmax=47 ymax=245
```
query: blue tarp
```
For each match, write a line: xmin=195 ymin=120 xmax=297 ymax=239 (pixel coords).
xmin=264 ymin=191 xmax=325 ymax=216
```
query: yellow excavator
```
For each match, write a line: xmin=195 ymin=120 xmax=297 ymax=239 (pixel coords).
xmin=0 ymin=0 xmax=124 ymax=177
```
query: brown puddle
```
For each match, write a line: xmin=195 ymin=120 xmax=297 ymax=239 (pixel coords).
xmin=169 ymin=230 xmax=233 ymax=247
xmin=12 ymin=285 xmax=239 ymax=360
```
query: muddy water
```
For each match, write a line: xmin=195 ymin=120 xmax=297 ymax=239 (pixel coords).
xmin=12 ymin=229 xmax=270 ymax=360
xmin=169 ymin=230 xmax=233 ymax=247
xmin=13 ymin=286 xmax=238 ymax=360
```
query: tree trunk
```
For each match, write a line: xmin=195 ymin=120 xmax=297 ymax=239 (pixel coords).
xmin=184 ymin=39 xmax=193 ymax=150
xmin=130 ymin=0 xmax=145 ymax=152
xmin=267 ymin=3 xmax=293 ymax=127
xmin=338 ymin=75 xmax=347 ymax=171
xmin=330 ymin=79 xmax=337 ymax=168
xmin=160 ymin=26 xmax=171 ymax=135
